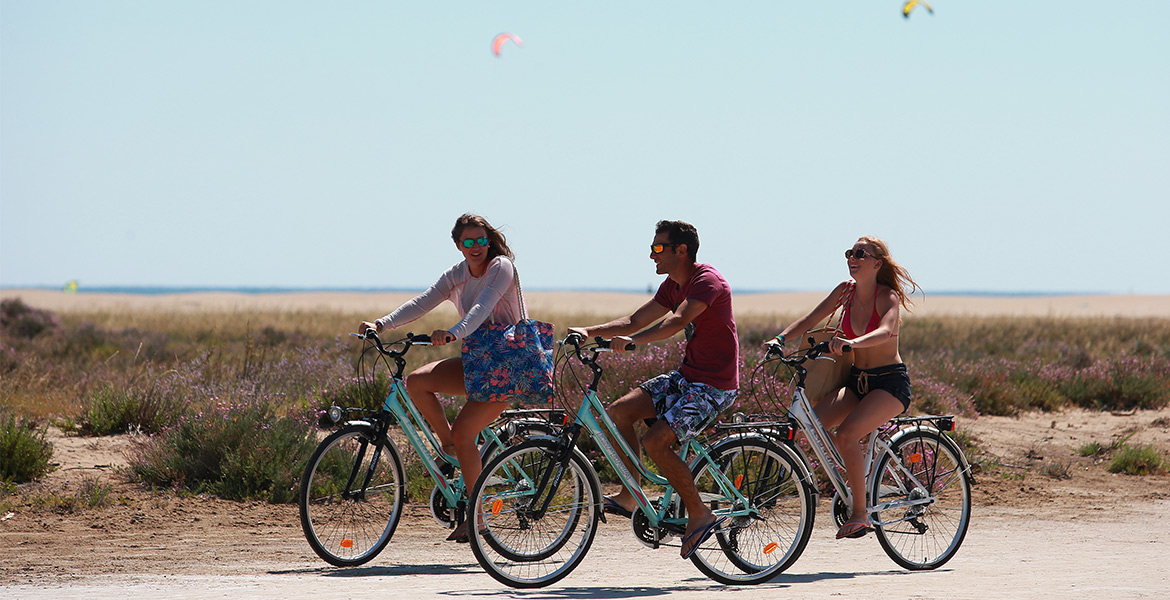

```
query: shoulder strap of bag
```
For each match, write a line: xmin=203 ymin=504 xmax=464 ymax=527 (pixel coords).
xmin=512 ymin=264 xmax=529 ymax=321
xmin=823 ymin=281 xmax=855 ymax=336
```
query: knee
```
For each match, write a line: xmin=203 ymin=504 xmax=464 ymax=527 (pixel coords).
xmin=607 ymin=399 xmax=637 ymax=426
xmin=450 ymin=418 xmax=476 ymax=443
xmin=404 ymin=372 xmax=431 ymax=396
xmin=641 ymin=426 xmax=675 ymax=457
xmin=834 ymin=423 xmax=867 ymax=447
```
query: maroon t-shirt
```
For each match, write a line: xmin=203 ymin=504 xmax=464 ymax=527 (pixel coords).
xmin=653 ymin=263 xmax=739 ymax=390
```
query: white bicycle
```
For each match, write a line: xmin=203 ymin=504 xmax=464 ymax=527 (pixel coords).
xmin=717 ymin=339 xmax=974 ymax=570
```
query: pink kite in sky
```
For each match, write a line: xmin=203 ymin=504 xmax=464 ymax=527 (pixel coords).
xmin=491 ymin=32 xmax=523 ymax=57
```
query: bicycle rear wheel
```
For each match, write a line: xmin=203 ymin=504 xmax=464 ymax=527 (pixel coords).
xmin=299 ymin=424 xmax=405 ymax=566
xmin=468 ymin=439 xmax=600 ymax=588
xmin=688 ymin=435 xmax=816 ymax=584
xmin=870 ymin=430 xmax=971 ymax=570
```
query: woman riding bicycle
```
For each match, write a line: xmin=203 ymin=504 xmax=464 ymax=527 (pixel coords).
xmin=769 ymin=236 xmax=921 ymax=540
xmin=358 ymin=213 xmax=529 ymax=542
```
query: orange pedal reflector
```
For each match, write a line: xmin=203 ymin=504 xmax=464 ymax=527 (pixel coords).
xmin=340 ymin=539 xmax=354 ymax=548
xmin=491 ymin=498 xmax=503 ymax=515
xmin=764 ymin=542 xmax=778 ymax=554
xmin=734 ymin=474 xmax=744 ymax=489
xmin=908 ymin=452 xmax=923 ymax=463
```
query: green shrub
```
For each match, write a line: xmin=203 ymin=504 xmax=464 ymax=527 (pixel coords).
xmin=1107 ymin=443 xmax=1168 ymax=476
xmin=25 ymin=476 xmax=113 ymax=513
xmin=0 ymin=298 xmax=59 ymax=340
xmin=0 ymin=412 xmax=54 ymax=483
xmin=127 ymin=399 xmax=318 ymax=503
xmin=81 ymin=383 xmax=187 ymax=436
xmin=1077 ymin=442 xmax=1105 ymax=457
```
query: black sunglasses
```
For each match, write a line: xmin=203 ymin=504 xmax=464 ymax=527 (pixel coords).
xmin=651 ymin=242 xmax=679 ymax=254
xmin=845 ymin=248 xmax=875 ymax=260
xmin=461 ymin=237 xmax=490 ymax=248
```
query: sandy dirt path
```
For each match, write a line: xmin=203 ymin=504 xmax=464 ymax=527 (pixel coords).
xmin=4 ymin=500 xmax=1168 ymax=600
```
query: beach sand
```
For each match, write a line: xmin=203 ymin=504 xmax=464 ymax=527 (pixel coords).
xmin=5 ymin=288 xmax=1169 ymax=319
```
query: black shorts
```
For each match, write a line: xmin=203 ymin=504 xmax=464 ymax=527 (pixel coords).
xmin=846 ymin=363 xmax=912 ymax=413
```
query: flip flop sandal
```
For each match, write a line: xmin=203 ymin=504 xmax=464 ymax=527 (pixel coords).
xmin=835 ymin=519 xmax=874 ymax=539
xmin=681 ymin=516 xmax=727 ymax=559
xmin=603 ymin=496 xmax=633 ymax=519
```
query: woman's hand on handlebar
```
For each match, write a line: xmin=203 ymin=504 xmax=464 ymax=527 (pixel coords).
xmin=828 ymin=335 xmax=853 ymax=355
xmin=358 ymin=321 xmax=380 ymax=337
xmin=430 ymin=329 xmax=456 ymax=347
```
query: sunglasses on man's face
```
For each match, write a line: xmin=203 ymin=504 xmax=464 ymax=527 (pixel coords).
xmin=651 ymin=242 xmax=678 ymax=254
xmin=845 ymin=248 xmax=874 ymax=260
xmin=461 ymin=237 xmax=490 ymax=248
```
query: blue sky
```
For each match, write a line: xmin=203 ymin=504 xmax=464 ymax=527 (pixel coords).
xmin=2 ymin=1 xmax=1168 ymax=294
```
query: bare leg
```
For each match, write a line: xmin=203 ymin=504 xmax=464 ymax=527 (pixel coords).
xmin=603 ymin=388 xmax=657 ymax=513
xmin=834 ymin=390 xmax=904 ymax=534
xmin=447 ymin=400 xmax=509 ymax=540
xmin=640 ymin=421 xmax=717 ymax=558
xmin=404 ymin=357 xmax=467 ymax=458
xmin=451 ymin=400 xmax=509 ymax=499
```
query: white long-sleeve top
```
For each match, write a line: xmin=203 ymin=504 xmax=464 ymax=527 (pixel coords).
xmin=375 ymin=256 xmax=522 ymax=340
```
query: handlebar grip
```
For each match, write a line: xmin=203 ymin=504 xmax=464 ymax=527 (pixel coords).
xmin=595 ymin=336 xmax=635 ymax=351
xmin=842 ymin=344 xmax=852 ymax=352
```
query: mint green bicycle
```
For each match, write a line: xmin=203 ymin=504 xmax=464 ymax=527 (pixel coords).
xmin=465 ymin=334 xmax=817 ymax=587
xmin=298 ymin=330 xmax=556 ymax=566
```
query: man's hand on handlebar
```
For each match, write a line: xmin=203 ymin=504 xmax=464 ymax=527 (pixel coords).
xmin=607 ymin=335 xmax=635 ymax=353
xmin=358 ymin=321 xmax=380 ymax=337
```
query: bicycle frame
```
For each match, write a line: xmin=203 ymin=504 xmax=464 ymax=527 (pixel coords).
xmin=559 ymin=342 xmax=753 ymax=531
xmin=344 ymin=333 xmax=524 ymax=511
xmin=771 ymin=343 xmax=964 ymax=523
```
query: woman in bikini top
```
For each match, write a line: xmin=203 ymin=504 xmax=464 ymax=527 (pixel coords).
xmin=842 ymin=290 xmax=881 ymax=339
xmin=768 ymin=236 xmax=921 ymax=540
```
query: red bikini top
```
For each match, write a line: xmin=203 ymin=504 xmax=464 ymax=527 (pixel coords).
xmin=842 ymin=292 xmax=880 ymax=339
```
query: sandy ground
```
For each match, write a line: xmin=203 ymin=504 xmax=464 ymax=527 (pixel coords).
xmin=3 ymin=408 xmax=1168 ymax=599
xmin=7 ymin=288 xmax=1170 ymax=319
xmin=3 ymin=291 xmax=1169 ymax=597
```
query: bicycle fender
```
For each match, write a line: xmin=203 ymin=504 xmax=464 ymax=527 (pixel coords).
xmin=887 ymin=426 xmax=975 ymax=483
xmin=702 ymin=433 xmax=816 ymax=494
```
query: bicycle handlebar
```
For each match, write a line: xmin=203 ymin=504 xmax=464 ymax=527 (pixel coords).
xmin=765 ymin=338 xmax=851 ymax=364
xmin=563 ymin=333 xmax=635 ymax=353
xmin=351 ymin=329 xmax=433 ymax=357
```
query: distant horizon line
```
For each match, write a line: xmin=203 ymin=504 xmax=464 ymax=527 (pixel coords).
xmin=0 ymin=284 xmax=1148 ymax=298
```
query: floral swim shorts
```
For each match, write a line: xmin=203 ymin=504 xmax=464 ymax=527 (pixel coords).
xmin=639 ymin=371 xmax=738 ymax=444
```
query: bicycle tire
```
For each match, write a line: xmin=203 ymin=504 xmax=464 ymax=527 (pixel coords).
xmin=478 ymin=418 xmax=559 ymax=463
xmin=467 ymin=439 xmax=600 ymax=588
xmin=870 ymin=429 xmax=971 ymax=570
xmin=299 ymin=424 xmax=405 ymax=566
xmin=687 ymin=435 xmax=816 ymax=584
xmin=475 ymin=437 xmax=588 ymax=564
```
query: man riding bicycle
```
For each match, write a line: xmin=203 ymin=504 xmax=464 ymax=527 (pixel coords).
xmin=568 ymin=219 xmax=739 ymax=559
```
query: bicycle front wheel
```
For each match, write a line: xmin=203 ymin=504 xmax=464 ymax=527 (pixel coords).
xmin=870 ymin=430 xmax=971 ymax=570
xmin=468 ymin=439 xmax=600 ymax=588
xmin=299 ymin=424 xmax=405 ymax=566
xmin=688 ymin=435 xmax=816 ymax=585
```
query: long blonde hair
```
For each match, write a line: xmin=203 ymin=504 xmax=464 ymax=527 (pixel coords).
xmin=858 ymin=236 xmax=922 ymax=310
